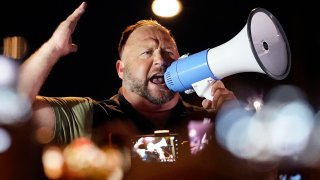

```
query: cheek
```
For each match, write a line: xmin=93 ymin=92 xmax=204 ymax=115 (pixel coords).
xmin=126 ymin=62 xmax=150 ymax=79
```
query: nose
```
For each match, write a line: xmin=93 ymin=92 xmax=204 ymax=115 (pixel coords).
xmin=153 ymin=51 xmax=170 ymax=68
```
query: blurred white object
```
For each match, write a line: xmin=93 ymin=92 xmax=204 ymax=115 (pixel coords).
xmin=0 ymin=128 xmax=11 ymax=153
xmin=0 ymin=55 xmax=17 ymax=87
xmin=0 ymin=55 xmax=31 ymax=124
xmin=216 ymin=85 xmax=316 ymax=166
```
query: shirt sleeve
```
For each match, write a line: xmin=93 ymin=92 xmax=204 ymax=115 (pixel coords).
xmin=42 ymin=96 xmax=95 ymax=145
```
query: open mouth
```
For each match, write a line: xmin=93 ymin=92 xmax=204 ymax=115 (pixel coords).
xmin=150 ymin=74 xmax=165 ymax=85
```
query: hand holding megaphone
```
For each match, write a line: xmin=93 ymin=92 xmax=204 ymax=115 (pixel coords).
xmin=164 ymin=8 xmax=291 ymax=100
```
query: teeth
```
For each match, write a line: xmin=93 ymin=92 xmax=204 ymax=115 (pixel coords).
xmin=151 ymin=76 xmax=165 ymax=84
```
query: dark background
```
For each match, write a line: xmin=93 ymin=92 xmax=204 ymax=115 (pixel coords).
xmin=0 ymin=0 xmax=319 ymax=107
xmin=0 ymin=0 xmax=320 ymax=179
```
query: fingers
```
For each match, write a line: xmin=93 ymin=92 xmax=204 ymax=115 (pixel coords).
xmin=66 ymin=2 xmax=87 ymax=32
xmin=49 ymin=2 xmax=87 ymax=55
xmin=212 ymin=86 xmax=236 ymax=110
xmin=202 ymin=99 xmax=211 ymax=109
xmin=210 ymin=80 xmax=225 ymax=94
xmin=67 ymin=2 xmax=87 ymax=22
xmin=202 ymin=99 xmax=215 ymax=113
xmin=202 ymin=80 xmax=237 ymax=112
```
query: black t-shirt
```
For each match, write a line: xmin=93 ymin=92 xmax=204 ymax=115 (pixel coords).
xmin=91 ymin=94 xmax=276 ymax=180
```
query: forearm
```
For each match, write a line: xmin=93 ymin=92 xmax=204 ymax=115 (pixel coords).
xmin=18 ymin=2 xmax=86 ymax=104
xmin=18 ymin=41 xmax=61 ymax=104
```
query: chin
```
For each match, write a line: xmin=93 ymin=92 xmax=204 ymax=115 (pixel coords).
xmin=157 ymin=88 xmax=172 ymax=96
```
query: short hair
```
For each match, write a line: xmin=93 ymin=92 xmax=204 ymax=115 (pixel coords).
xmin=118 ymin=19 xmax=176 ymax=58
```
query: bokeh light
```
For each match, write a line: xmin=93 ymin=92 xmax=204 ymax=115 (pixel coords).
xmin=152 ymin=0 xmax=182 ymax=18
xmin=0 ymin=88 xmax=31 ymax=125
xmin=0 ymin=128 xmax=11 ymax=153
xmin=0 ymin=55 xmax=17 ymax=87
xmin=216 ymin=85 xmax=318 ymax=167
xmin=0 ymin=55 xmax=31 ymax=125
xmin=42 ymin=146 xmax=64 ymax=179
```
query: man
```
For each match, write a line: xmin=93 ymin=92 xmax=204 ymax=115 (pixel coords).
xmin=18 ymin=2 xmax=275 ymax=179
xmin=18 ymin=1 xmax=236 ymax=146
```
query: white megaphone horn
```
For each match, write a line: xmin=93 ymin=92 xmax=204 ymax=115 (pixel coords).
xmin=154 ymin=138 xmax=168 ymax=148
xmin=164 ymin=8 xmax=291 ymax=100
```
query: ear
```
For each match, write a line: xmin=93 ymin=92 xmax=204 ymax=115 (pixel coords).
xmin=116 ymin=60 xmax=124 ymax=79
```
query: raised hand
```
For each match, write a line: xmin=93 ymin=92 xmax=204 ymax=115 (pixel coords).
xmin=47 ymin=2 xmax=87 ymax=58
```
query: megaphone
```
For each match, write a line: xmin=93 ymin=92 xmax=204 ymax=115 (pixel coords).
xmin=164 ymin=8 xmax=291 ymax=100
xmin=154 ymin=138 xmax=168 ymax=148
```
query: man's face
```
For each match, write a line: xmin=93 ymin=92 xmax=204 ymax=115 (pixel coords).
xmin=120 ymin=25 xmax=179 ymax=105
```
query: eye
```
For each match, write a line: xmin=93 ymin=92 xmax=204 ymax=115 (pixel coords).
xmin=162 ymin=50 xmax=176 ymax=60
xmin=141 ymin=50 xmax=153 ymax=56
xmin=164 ymin=51 xmax=174 ymax=56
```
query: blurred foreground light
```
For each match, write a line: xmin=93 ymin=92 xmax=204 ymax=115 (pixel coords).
xmin=0 ymin=55 xmax=31 ymax=125
xmin=152 ymin=0 xmax=182 ymax=18
xmin=268 ymin=101 xmax=314 ymax=157
xmin=41 ymin=138 xmax=129 ymax=180
xmin=216 ymin=85 xmax=317 ymax=165
xmin=246 ymin=96 xmax=264 ymax=112
xmin=302 ymin=111 xmax=320 ymax=167
xmin=216 ymin=102 xmax=260 ymax=160
xmin=253 ymin=100 xmax=263 ymax=111
xmin=42 ymin=146 xmax=64 ymax=179
xmin=0 ymin=128 xmax=11 ymax=153
xmin=0 ymin=55 xmax=17 ymax=87
xmin=63 ymin=137 xmax=124 ymax=180
xmin=0 ymin=87 xmax=31 ymax=125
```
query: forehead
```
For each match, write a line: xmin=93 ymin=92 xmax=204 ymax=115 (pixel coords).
xmin=125 ymin=25 xmax=176 ymax=46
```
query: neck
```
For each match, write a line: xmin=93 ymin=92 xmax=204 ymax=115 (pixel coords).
xmin=121 ymin=87 xmax=180 ymax=128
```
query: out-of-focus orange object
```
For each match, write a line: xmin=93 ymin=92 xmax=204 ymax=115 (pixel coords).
xmin=43 ymin=137 xmax=129 ymax=180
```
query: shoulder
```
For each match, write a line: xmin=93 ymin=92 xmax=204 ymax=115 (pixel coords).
xmin=93 ymin=94 xmax=123 ymax=114
xmin=39 ymin=96 xmax=96 ymax=118
xmin=42 ymin=96 xmax=95 ymax=104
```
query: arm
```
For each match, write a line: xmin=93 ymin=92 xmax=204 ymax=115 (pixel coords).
xmin=17 ymin=2 xmax=87 ymax=134
xmin=18 ymin=2 xmax=87 ymax=104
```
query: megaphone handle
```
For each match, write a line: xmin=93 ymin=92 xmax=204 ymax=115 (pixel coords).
xmin=191 ymin=77 xmax=216 ymax=100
